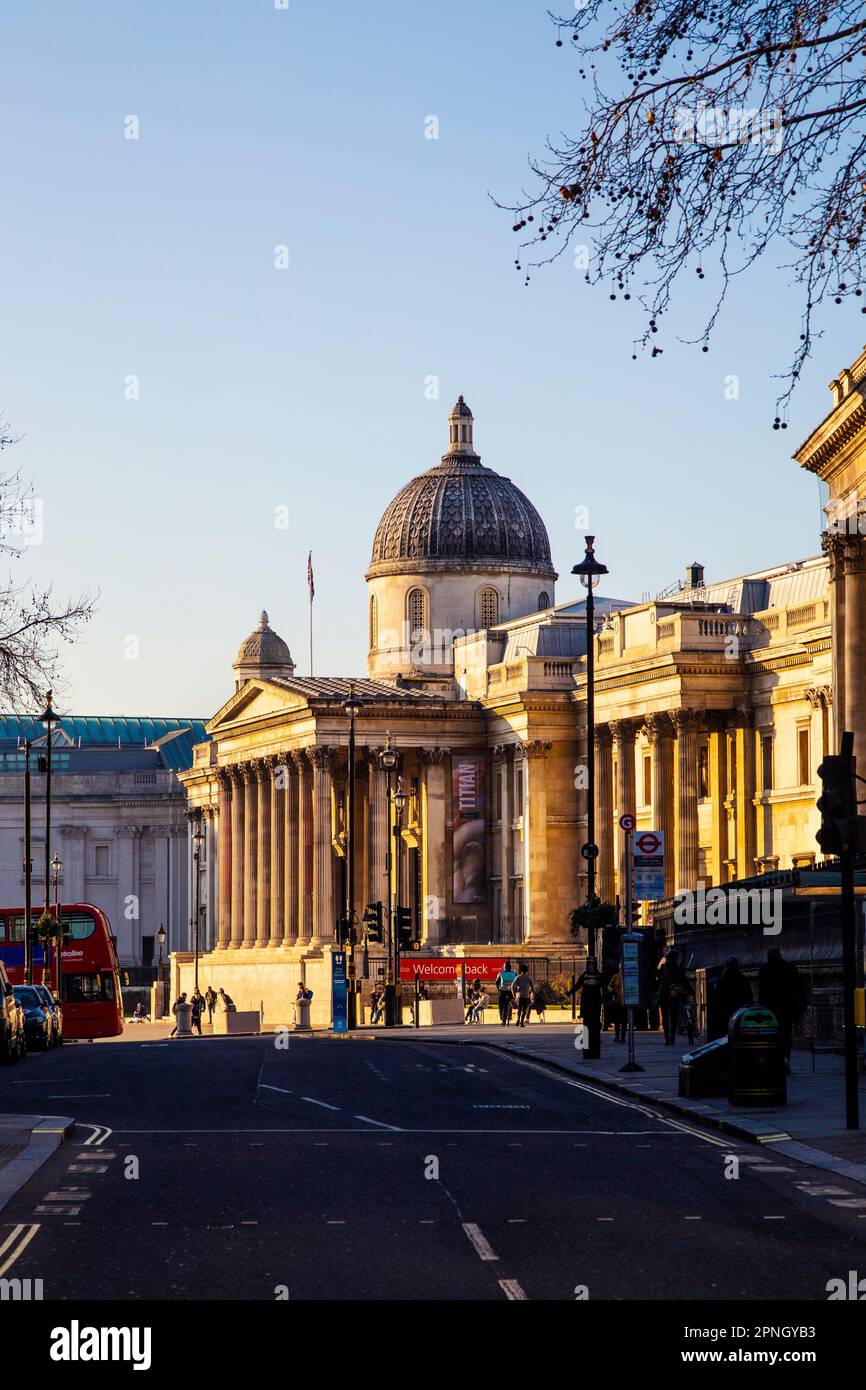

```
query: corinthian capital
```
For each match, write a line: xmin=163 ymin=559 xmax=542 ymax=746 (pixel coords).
xmin=641 ymin=712 xmax=671 ymax=743
xmin=671 ymin=708 xmax=702 ymax=735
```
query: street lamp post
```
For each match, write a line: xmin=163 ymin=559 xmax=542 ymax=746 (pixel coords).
xmin=344 ymin=684 xmax=360 ymax=1027
xmin=377 ymin=734 xmax=399 ymax=1027
xmin=192 ymin=818 xmax=205 ymax=995
xmin=23 ymin=738 xmax=33 ymax=984
xmin=39 ymin=688 xmax=59 ymax=917
xmin=51 ymin=852 xmax=63 ymax=1001
xmin=393 ymin=776 xmax=407 ymax=1024
xmin=157 ymin=923 xmax=167 ymax=1018
xmin=572 ymin=536 xmax=609 ymax=1059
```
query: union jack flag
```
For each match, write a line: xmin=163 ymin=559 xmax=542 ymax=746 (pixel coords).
xmin=307 ymin=551 xmax=315 ymax=601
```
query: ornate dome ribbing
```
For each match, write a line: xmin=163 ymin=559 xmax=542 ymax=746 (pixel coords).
xmin=367 ymin=398 xmax=555 ymax=579
xmin=234 ymin=611 xmax=293 ymax=669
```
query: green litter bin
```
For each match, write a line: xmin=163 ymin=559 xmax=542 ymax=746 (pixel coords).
xmin=728 ymin=1006 xmax=787 ymax=1106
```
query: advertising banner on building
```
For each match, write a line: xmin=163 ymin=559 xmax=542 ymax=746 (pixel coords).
xmin=452 ymin=755 xmax=487 ymax=903
xmin=399 ymin=957 xmax=506 ymax=982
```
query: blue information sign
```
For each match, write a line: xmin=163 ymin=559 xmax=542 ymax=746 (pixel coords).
xmin=332 ymin=950 xmax=348 ymax=1033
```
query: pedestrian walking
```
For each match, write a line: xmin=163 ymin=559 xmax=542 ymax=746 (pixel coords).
xmin=170 ymin=991 xmax=188 ymax=1038
xmin=495 ymin=958 xmax=517 ymax=1025
xmin=656 ymin=950 xmax=693 ymax=1046
xmin=205 ymin=985 xmax=217 ymax=1025
xmin=189 ymin=986 xmax=205 ymax=1036
xmin=708 ymin=957 xmax=753 ymax=1040
xmin=370 ymin=985 xmax=385 ymax=1025
xmin=607 ymin=968 xmax=627 ymax=1042
xmin=512 ymin=962 xmax=534 ymax=1028
xmin=758 ymin=947 xmax=807 ymax=1071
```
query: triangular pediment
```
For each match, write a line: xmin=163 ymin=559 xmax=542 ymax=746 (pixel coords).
xmin=206 ymin=679 xmax=313 ymax=734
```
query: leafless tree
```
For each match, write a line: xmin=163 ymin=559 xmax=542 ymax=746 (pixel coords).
xmin=0 ymin=419 xmax=92 ymax=710
xmin=504 ymin=1 xmax=866 ymax=418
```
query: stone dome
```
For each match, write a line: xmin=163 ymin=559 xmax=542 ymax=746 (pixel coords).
xmin=366 ymin=398 xmax=555 ymax=580
xmin=233 ymin=611 xmax=295 ymax=688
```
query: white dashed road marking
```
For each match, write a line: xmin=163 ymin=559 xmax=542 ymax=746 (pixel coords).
xmin=302 ymin=1097 xmax=340 ymax=1111
xmin=462 ymin=1223 xmax=498 ymax=1261
xmin=499 ymin=1279 xmax=528 ymax=1300
xmin=354 ymin=1115 xmax=402 ymax=1131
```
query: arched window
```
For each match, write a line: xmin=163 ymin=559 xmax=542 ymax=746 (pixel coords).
xmin=479 ymin=587 xmax=499 ymax=629
xmin=369 ymin=594 xmax=378 ymax=651
xmin=537 ymin=591 xmax=550 ymax=612
xmin=407 ymin=587 xmax=428 ymax=639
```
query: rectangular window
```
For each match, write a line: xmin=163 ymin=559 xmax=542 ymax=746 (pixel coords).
xmin=94 ymin=845 xmax=110 ymax=877
xmin=61 ymin=972 xmax=114 ymax=1003
xmin=642 ymin=754 xmax=652 ymax=808
xmin=798 ymin=726 xmax=810 ymax=786
xmin=762 ymin=735 xmax=773 ymax=792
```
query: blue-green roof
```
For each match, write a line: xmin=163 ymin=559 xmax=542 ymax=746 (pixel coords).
xmin=0 ymin=717 xmax=209 ymax=772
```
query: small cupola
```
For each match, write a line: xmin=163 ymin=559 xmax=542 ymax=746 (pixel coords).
xmin=444 ymin=396 xmax=479 ymax=458
xmin=232 ymin=610 xmax=295 ymax=690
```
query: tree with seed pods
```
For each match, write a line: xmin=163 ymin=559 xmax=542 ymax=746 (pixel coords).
xmin=503 ymin=1 xmax=866 ymax=420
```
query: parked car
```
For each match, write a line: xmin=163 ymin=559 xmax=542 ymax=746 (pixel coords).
xmin=12 ymin=985 xmax=52 ymax=1051
xmin=0 ymin=962 xmax=25 ymax=1063
xmin=33 ymin=984 xmax=63 ymax=1046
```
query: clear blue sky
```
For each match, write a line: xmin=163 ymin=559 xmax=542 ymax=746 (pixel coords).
xmin=0 ymin=0 xmax=849 ymax=717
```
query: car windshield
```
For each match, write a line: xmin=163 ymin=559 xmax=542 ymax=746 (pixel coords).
xmin=34 ymin=988 xmax=55 ymax=1007
xmin=13 ymin=987 xmax=41 ymax=1008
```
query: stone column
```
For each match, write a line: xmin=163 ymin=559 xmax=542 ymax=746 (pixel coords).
xmin=229 ymin=768 xmax=245 ymax=948
xmin=643 ymin=713 xmax=674 ymax=898
xmin=283 ymin=757 xmax=299 ymax=945
xmin=253 ymin=760 xmax=270 ymax=948
xmin=706 ymin=716 xmax=728 ymax=888
xmin=419 ymin=748 xmax=448 ymax=946
xmin=610 ymin=719 xmax=636 ymax=899
xmin=673 ymin=708 xmax=700 ymax=893
xmin=496 ymin=744 xmax=514 ymax=940
xmin=230 ymin=768 xmax=246 ymax=948
xmin=822 ymin=530 xmax=848 ymax=743
xmin=595 ymin=725 xmax=615 ymax=902
xmin=242 ymin=765 xmax=258 ymax=947
xmin=216 ymin=772 xmax=232 ymax=949
xmin=523 ymin=740 xmax=552 ymax=941
xmin=841 ymin=536 xmax=866 ymax=768
xmin=730 ymin=708 xmax=756 ymax=880
xmin=114 ymin=826 xmax=138 ymax=963
xmin=269 ymin=758 xmax=285 ymax=947
xmin=296 ymin=752 xmax=314 ymax=944
xmin=309 ymin=747 xmax=334 ymax=947
xmin=59 ymin=825 xmax=87 ymax=904
xmin=366 ymin=750 xmax=389 ymax=913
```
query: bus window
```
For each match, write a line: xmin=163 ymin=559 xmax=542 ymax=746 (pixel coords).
xmin=62 ymin=972 xmax=115 ymax=1003
xmin=61 ymin=913 xmax=96 ymax=941
xmin=8 ymin=917 xmax=30 ymax=943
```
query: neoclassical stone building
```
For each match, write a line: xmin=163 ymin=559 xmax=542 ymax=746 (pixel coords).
xmin=579 ymin=557 xmax=832 ymax=908
xmin=178 ymin=401 xmax=588 ymax=1024
xmin=177 ymin=392 xmax=841 ymax=1024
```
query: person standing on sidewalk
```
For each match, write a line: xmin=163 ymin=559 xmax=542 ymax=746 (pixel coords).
xmin=657 ymin=950 xmax=692 ymax=1046
xmin=189 ymin=986 xmax=205 ymax=1036
xmin=205 ymin=985 xmax=217 ymax=1024
xmin=607 ymin=968 xmax=627 ymax=1042
xmin=758 ymin=947 xmax=807 ymax=1071
xmin=512 ymin=963 xmax=534 ymax=1028
xmin=708 ymin=957 xmax=753 ymax=1040
xmin=495 ymin=958 xmax=517 ymax=1025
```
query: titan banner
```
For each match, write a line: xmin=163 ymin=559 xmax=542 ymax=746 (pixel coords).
xmin=452 ymin=754 xmax=487 ymax=903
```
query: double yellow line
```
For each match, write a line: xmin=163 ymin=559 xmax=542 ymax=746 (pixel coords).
xmin=0 ymin=1222 xmax=40 ymax=1278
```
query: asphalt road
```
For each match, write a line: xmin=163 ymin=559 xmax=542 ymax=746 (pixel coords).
xmin=1 ymin=1032 xmax=865 ymax=1301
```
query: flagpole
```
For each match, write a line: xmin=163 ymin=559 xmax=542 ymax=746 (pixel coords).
xmin=307 ymin=550 xmax=314 ymax=677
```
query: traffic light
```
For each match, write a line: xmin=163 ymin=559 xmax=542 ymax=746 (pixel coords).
xmin=816 ymin=751 xmax=857 ymax=856
xmin=395 ymin=906 xmax=413 ymax=950
xmin=336 ymin=916 xmax=349 ymax=947
xmin=363 ymin=902 xmax=383 ymax=943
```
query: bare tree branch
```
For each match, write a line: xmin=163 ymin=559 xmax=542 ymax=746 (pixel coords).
xmin=501 ymin=1 xmax=866 ymax=417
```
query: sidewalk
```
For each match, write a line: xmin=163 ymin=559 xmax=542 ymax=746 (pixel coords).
xmin=0 ymin=1112 xmax=75 ymax=1214
xmin=359 ymin=1019 xmax=866 ymax=1183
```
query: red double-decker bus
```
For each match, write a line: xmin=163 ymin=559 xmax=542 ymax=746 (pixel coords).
xmin=0 ymin=903 xmax=124 ymax=1040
